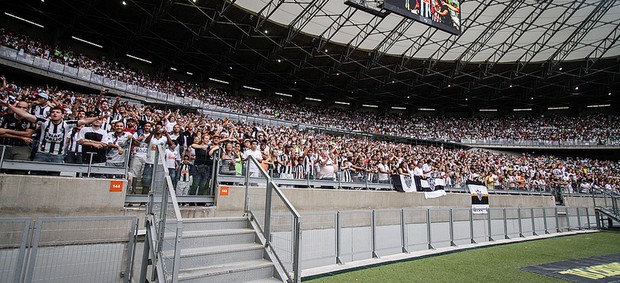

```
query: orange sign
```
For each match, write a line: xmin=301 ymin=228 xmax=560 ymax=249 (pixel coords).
xmin=219 ymin=186 xmax=229 ymax=196
xmin=110 ymin=180 xmax=123 ymax=192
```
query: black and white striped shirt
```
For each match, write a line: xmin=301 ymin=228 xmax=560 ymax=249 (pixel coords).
xmin=178 ymin=163 xmax=192 ymax=182
xmin=37 ymin=119 xmax=77 ymax=155
xmin=65 ymin=127 xmax=82 ymax=153
xmin=278 ymin=152 xmax=293 ymax=175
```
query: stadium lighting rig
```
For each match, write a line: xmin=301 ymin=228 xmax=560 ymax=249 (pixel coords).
xmin=242 ymin=85 xmax=262 ymax=92
xmin=71 ymin=36 xmax=103 ymax=48
xmin=4 ymin=12 xmax=44 ymax=28
xmin=126 ymin=54 xmax=152 ymax=64
xmin=275 ymin=92 xmax=293 ymax=98
xmin=209 ymin=78 xmax=229 ymax=85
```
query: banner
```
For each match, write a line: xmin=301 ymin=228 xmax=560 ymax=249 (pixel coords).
xmin=424 ymin=190 xmax=446 ymax=199
xmin=467 ymin=181 xmax=489 ymax=214
xmin=391 ymin=174 xmax=416 ymax=192
xmin=392 ymin=175 xmax=445 ymax=193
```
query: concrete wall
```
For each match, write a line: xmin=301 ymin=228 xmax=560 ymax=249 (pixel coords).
xmin=214 ymin=186 xmax=559 ymax=216
xmin=0 ymin=176 xmax=598 ymax=219
xmin=0 ymin=175 xmax=128 ymax=217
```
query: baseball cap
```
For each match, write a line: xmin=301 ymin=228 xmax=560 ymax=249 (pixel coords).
xmin=37 ymin=91 xmax=49 ymax=99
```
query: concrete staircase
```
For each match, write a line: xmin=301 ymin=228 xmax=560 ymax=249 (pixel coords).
xmin=163 ymin=217 xmax=283 ymax=282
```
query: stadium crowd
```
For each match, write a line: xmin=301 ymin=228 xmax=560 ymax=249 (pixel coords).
xmin=2 ymin=28 xmax=619 ymax=145
xmin=0 ymin=75 xmax=619 ymax=196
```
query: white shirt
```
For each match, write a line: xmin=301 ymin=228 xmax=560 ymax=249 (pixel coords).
xmin=377 ymin=163 xmax=389 ymax=181
xmin=165 ymin=148 xmax=179 ymax=169
xmin=146 ymin=135 xmax=169 ymax=164
xmin=243 ymin=148 xmax=263 ymax=174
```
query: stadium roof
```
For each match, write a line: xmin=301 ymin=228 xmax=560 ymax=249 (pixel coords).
xmin=4 ymin=0 xmax=620 ymax=112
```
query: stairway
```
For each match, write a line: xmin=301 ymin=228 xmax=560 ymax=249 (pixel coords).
xmin=163 ymin=217 xmax=283 ymax=282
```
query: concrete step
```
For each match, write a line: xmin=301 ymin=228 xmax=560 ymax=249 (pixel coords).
xmin=164 ymin=228 xmax=257 ymax=251
xmin=178 ymin=259 xmax=275 ymax=283
xmin=164 ymin=243 xmax=265 ymax=270
xmin=166 ymin=217 xmax=249 ymax=231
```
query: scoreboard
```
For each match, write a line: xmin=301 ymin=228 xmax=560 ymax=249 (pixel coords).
xmin=383 ymin=0 xmax=462 ymax=35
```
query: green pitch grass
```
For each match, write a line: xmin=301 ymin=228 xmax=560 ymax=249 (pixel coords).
xmin=306 ymin=232 xmax=620 ymax=283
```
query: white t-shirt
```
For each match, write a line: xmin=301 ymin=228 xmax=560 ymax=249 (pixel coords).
xmin=318 ymin=157 xmax=335 ymax=179
xmin=146 ymin=135 xmax=169 ymax=164
xmin=165 ymin=148 xmax=179 ymax=169
xmin=377 ymin=163 xmax=389 ymax=181
xmin=243 ymin=148 xmax=263 ymax=174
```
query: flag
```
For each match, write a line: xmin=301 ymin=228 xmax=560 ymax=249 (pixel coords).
xmin=467 ymin=181 xmax=489 ymax=214
xmin=391 ymin=174 xmax=416 ymax=192
xmin=425 ymin=190 xmax=446 ymax=199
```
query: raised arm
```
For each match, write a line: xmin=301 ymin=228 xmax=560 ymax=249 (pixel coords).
xmin=1 ymin=101 xmax=37 ymax=123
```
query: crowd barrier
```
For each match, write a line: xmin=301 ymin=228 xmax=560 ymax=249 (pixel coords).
xmin=0 ymin=216 xmax=138 ymax=283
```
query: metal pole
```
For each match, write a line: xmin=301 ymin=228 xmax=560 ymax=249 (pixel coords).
xmin=576 ymin=208 xmax=582 ymax=230
xmin=503 ymin=208 xmax=509 ymax=239
xmin=531 ymin=208 xmax=537 ymax=236
xmin=586 ymin=207 xmax=591 ymax=230
xmin=426 ymin=209 xmax=433 ymax=249
xmin=555 ymin=207 xmax=560 ymax=233
xmin=0 ymin=145 xmax=6 ymax=170
xmin=488 ymin=208 xmax=493 ymax=241
xmin=449 ymin=208 xmax=456 ymax=246
xmin=518 ymin=208 xmax=524 ymax=237
xmin=566 ymin=207 xmax=571 ymax=232
xmin=293 ymin=217 xmax=302 ymax=283
xmin=244 ymin=158 xmax=250 ymax=216
xmin=263 ymin=181 xmax=273 ymax=244
xmin=470 ymin=208 xmax=476 ymax=244
xmin=87 ymin=152 xmax=95 ymax=177
xmin=139 ymin=219 xmax=151 ymax=283
xmin=371 ymin=210 xmax=378 ymax=258
xmin=543 ymin=208 xmax=549 ymax=234
xmin=401 ymin=209 xmax=408 ymax=253
xmin=336 ymin=211 xmax=342 ymax=264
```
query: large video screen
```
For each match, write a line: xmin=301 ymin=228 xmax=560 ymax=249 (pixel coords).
xmin=383 ymin=0 xmax=461 ymax=35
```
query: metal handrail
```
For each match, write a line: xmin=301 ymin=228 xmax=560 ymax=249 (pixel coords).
xmin=244 ymin=155 xmax=302 ymax=283
xmin=140 ymin=145 xmax=184 ymax=283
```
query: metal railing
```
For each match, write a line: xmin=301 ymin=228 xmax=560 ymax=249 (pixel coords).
xmin=299 ymin=206 xmax=594 ymax=269
xmin=243 ymin=155 xmax=302 ymax=283
xmin=0 ymin=141 xmax=132 ymax=177
xmin=460 ymin=138 xmax=620 ymax=148
xmin=0 ymin=216 xmax=138 ymax=283
xmin=218 ymin=171 xmax=610 ymax=199
xmin=140 ymin=145 xmax=184 ymax=283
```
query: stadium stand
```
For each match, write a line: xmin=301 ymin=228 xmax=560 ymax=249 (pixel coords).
xmin=2 ymin=28 xmax=619 ymax=147
xmin=0 ymin=73 xmax=618 ymax=194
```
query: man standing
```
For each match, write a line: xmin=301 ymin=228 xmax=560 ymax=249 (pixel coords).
xmin=2 ymin=102 xmax=101 ymax=164
xmin=78 ymin=113 xmax=109 ymax=166
xmin=243 ymin=139 xmax=263 ymax=177
xmin=0 ymin=100 xmax=35 ymax=160
xmin=377 ymin=157 xmax=391 ymax=184
xmin=141 ymin=122 xmax=172 ymax=193
xmin=104 ymin=120 xmax=133 ymax=168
